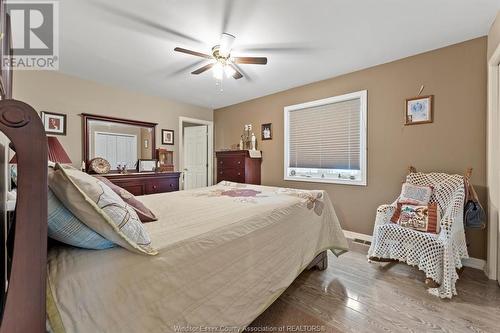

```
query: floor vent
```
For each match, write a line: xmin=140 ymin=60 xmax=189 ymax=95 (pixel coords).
xmin=353 ymin=238 xmax=371 ymax=246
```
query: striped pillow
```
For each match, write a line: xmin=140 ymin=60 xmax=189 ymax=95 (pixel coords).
xmin=48 ymin=188 xmax=115 ymax=249
xmin=390 ymin=202 xmax=440 ymax=234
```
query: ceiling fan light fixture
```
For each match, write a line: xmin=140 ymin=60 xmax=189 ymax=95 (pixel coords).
xmin=213 ymin=62 xmax=224 ymax=80
xmin=219 ymin=32 xmax=235 ymax=57
xmin=224 ymin=65 xmax=236 ymax=78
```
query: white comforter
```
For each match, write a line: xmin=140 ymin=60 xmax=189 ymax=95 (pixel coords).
xmin=47 ymin=182 xmax=348 ymax=333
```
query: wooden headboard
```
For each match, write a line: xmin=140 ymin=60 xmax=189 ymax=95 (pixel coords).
xmin=0 ymin=100 xmax=47 ymax=333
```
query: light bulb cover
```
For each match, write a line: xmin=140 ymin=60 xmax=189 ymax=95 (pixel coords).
xmin=224 ymin=65 xmax=236 ymax=78
xmin=213 ymin=62 xmax=224 ymax=80
xmin=219 ymin=33 xmax=235 ymax=57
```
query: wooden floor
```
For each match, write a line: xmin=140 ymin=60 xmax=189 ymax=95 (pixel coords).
xmin=248 ymin=243 xmax=500 ymax=333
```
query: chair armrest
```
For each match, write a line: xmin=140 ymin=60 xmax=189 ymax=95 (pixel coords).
xmin=375 ymin=204 xmax=397 ymax=226
xmin=438 ymin=190 xmax=465 ymax=240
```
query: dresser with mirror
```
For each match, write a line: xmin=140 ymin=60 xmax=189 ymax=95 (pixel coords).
xmin=82 ymin=113 xmax=180 ymax=194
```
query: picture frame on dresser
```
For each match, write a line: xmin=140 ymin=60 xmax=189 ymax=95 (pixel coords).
xmin=137 ymin=159 xmax=157 ymax=172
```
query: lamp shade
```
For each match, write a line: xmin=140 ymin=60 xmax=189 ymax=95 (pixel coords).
xmin=47 ymin=136 xmax=72 ymax=163
xmin=9 ymin=136 xmax=71 ymax=164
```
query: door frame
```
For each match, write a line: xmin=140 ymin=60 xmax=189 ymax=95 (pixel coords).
xmin=487 ymin=43 xmax=500 ymax=281
xmin=179 ymin=116 xmax=213 ymax=189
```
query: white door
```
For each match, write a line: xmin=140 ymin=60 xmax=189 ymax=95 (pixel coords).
xmin=183 ymin=125 xmax=208 ymax=190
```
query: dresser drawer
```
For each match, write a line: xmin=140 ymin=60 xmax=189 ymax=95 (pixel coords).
xmin=217 ymin=168 xmax=245 ymax=183
xmin=218 ymin=156 xmax=244 ymax=170
xmin=101 ymin=172 xmax=181 ymax=195
xmin=146 ymin=178 xmax=179 ymax=194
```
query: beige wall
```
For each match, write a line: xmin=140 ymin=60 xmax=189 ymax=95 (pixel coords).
xmin=13 ymin=71 xmax=213 ymax=169
xmin=215 ymin=37 xmax=488 ymax=259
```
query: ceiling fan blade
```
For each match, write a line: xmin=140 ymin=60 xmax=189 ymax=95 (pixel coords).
xmin=233 ymin=57 xmax=268 ymax=65
xmin=191 ymin=63 xmax=214 ymax=75
xmin=174 ymin=47 xmax=212 ymax=59
xmin=229 ymin=64 xmax=243 ymax=79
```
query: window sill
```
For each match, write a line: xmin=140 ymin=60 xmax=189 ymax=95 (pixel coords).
xmin=283 ymin=175 xmax=367 ymax=186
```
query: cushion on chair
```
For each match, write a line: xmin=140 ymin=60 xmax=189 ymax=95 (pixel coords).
xmin=48 ymin=188 xmax=115 ymax=249
xmin=399 ymin=182 xmax=433 ymax=205
xmin=48 ymin=163 xmax=158 ymax=255
xmin=391 ymin=202 xmax=440 ymax=233
xmin=95 ymin=176 xmax=158 ymax=223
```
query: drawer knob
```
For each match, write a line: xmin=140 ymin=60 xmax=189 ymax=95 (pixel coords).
xmin=153 ymin=185 xmax=158 ymax=189
xmin=169 ymin=183 xmax=173 ymax=187
xmin=220 ymin=171 xmax=223 ymax=175
xmin=237 ymin=172 xmax=241 ymax=176
xmin=237 ymin=161 xmax=241 ymax=164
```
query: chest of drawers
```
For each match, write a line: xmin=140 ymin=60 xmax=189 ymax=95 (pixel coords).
xmin=100 ymin=172 xmax=181 ymax=196
xmin=216 ymin=150 xmax=262 ymax=185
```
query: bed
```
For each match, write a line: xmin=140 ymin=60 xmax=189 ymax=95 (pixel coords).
xmin=46 ymin=182 xmax=348 ymax=332
xmin=0 ymin=100 xmax=348 ymax=333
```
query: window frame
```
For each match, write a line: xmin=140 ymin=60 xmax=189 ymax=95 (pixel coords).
xmin=283 ymin=90 xmax=368 ymax=186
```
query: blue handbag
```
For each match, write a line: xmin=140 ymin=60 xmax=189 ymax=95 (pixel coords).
xmin=464 ymin=178 xmax=486 ymax=229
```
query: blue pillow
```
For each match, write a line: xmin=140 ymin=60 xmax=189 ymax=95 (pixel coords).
xmin=48 ymin=188 xmax=115 ymax=250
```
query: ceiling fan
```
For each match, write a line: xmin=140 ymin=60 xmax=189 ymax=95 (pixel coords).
xmin=174 ymin=33 xmax=268 ymax=80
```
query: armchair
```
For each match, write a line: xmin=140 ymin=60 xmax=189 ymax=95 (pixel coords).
xmin=368 ymin=170 xmax=468 ymax=298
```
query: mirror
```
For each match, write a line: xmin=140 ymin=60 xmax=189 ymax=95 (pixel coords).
xmin=82 ymin=114 xmax=157 ymax=171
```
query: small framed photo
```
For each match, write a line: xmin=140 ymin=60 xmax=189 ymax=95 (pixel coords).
xmin=162 ymin=129 xmax=174 ymax=145
xmin=261 ymin=123 xmax=272 ymax=140
xmin=41 ymin=111 xmax=67 ymax=135
xmin=405 ymin=95 xmax=433 ymax=125
xmin=137 ymin=159 xmax=157 ymax=172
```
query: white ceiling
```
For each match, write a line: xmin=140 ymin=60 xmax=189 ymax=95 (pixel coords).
xmin=59 ymin=0 xmax=499 ymax=109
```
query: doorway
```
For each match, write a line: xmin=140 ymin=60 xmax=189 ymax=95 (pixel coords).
xmin=179 ymin=117 xmax=213 ymax=190
xmin=487 ymin=45 xmax=500 ymax=284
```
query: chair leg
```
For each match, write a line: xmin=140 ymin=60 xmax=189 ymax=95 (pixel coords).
xmin=368 ymin=256 xmax=399 ymax=263
xmin=425 ymin=278 xmax=440 ymax=288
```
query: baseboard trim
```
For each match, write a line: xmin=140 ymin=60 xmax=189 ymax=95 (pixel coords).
xmin=343 ymin=230 xmax=372 ymax=243
xmin=342 ymin=230 xmax=486 ymax=271
xmin=461 ymin=257 xmax=486 ymax=271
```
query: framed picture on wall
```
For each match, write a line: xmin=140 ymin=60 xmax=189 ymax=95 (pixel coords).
xmin=405 ymin=95 xmax=433 ymax=125
xmin=162 ymin=129 xmax=174 ymax=145
xmin=261 ymin=123 xmax=272 ymax=140
xmin=41 ymin=111 xmax=67 ymax=135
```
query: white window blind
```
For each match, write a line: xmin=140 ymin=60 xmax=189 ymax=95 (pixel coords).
xmin=284 ymin=90 xmax=367 ymax=185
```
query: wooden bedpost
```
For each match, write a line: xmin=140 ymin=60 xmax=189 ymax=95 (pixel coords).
xmin=0 ymin=100 xmax=47 ymax=333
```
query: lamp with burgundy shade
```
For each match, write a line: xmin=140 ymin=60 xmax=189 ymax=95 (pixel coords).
xmin=10 ymin=136 xmax=71 ymax=164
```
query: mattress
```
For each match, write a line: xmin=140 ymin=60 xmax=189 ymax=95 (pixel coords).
xmin=47 ymin=182 xmax=348 ymax=333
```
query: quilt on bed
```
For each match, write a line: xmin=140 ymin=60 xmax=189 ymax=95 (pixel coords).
xmin=47 ymin=181 xmax=348 ymax=333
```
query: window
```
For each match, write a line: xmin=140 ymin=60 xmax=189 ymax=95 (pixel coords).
xmin=284 ymin=90 xmax=367 ymax=185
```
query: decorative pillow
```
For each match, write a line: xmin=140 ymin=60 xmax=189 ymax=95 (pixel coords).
xmin=95 ymin=176 xmax=158 ymax=223
xmin=48 ymin=163 xmax=157 ymax=255
xmin=48 ymin=188 xmax=115 ymax=249
xmin=399 ymin=182 xmax=433 ymax=205
xmin=391 ymin=202 xmax=440 ymax=233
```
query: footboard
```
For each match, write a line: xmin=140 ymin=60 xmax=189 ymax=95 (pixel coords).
xmin=0 ymin=100 xmax=48 ymax=333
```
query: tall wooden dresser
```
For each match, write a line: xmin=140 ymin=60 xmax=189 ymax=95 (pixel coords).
xmin=216 ymin=150 xmax=262 ymax=185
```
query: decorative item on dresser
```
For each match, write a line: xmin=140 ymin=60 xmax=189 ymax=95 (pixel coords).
xmin=156 ymin=148 xmax=174 ymax=172
xmin=99 ymin=172 xmax=181 ymax=196
xmin=216 ymin=150 xmax=262 ymax=185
